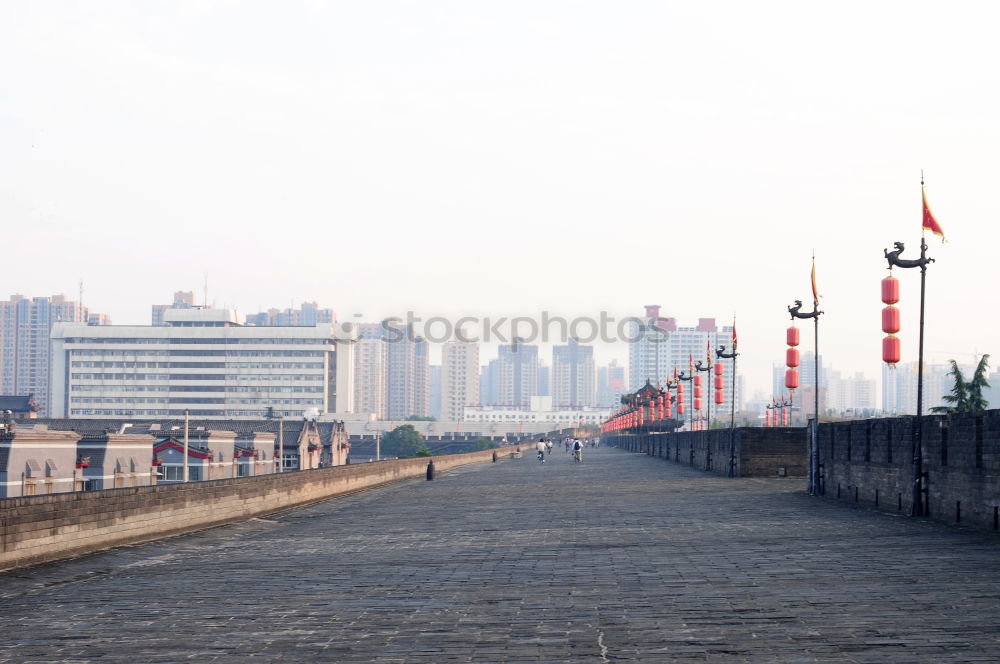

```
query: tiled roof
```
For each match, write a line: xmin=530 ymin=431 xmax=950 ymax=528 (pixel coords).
xmin=36 ymin=418 xmax=347 ymax=449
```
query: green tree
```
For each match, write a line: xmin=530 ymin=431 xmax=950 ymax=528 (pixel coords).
xmin=967 ymin=354 xmax=991 ymax=411
xmin=405 ymin=415 xmax=436 ymax=422
xmin=380 ymin=425 xmax=425 ymax=457
xmin=470 ymin=436 xmax=499 ymax=451
xmin=413 ymin=442 xmax=433 ymax=457
xmin=931 ymin=355 xmax=990 ymax=414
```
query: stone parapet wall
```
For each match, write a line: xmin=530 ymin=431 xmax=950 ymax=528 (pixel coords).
xmin=817 ymin=411 xmax=1000 ymax=531
xmin=603 ymin=428 xmax=807 ymax=478
xmin=0 ymin=449 xmax=503 ymax=571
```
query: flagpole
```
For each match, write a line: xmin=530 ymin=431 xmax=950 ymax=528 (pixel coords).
xmin=884 ymin=173 xmax=937 ymax=517
xmin=915 ymin=173 xmax=929 ymax=516
xmin=788 ymin=256 xmax=823 ymax=495
xmin=716 ymin=322 xmax=739 ymax=477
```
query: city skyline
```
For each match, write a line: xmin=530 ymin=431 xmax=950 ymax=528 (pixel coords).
xmin=3 ymin=2 xmax=999 ymax=406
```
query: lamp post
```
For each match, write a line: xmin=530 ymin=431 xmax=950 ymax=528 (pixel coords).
xmin=678 ymin=371 xmax=695 ymax=432
xmin=788 ymin=290 xmax=823 ymax=496
xmin=716 ymin=343 xmax=739 ymax=477
xmin=884 ymin=238 xmax=934 ymax=517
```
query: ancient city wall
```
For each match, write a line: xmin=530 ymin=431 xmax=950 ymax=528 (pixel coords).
xmin=0 ymin=448 xmax=504 ymax=571
xmin=607 ymin=428 xmax=808 ymax=478
xmin=818 ymin=410 xmax=1000 ymax=530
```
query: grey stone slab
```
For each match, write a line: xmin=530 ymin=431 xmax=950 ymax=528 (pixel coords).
xmin=1 ymin=448 xmax=999 ymax=661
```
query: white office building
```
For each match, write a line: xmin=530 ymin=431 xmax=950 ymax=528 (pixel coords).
xmin=629 ymin=306 xmax=739 ymax=415
xmin=440 ymin=341 xmax=480 ymax=421
xmin=50 ymin=308 xmax=355 ymax=419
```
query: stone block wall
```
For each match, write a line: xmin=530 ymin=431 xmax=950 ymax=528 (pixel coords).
xmin=0 ymin=448 xmax=502 ymax=571
xmin=605 ymin=428 xmax=807 ymax=478
xmin=819 ymin=410 xmax=1000 ymax=531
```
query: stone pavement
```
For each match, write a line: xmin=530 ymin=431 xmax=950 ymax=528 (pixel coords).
xmin=2 ymin=447 xmax=1000 ymax=663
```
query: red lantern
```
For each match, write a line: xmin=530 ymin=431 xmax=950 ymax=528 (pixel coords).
xmin=765 ymin=410 xmax=772 ymax=426
xmin=694 ymin=397 xmax=702 ymax=411
xmin=782 ymin=408 xmax=789 ymax=426
xmin=694 ymin=386 xmax=702 ymax=399
xmin=715 ymin=390 xmax=724 ymax=405
xmin=714 ymin=376 xmax=724 ymax=390
xmin=881 ymin=276 xmax=900 ymax=305
xmin=664 ymin=396 xmax=672 ymax=419
xmin=786 ymin=348 xmax=800 ymax=368
xmin=715 ymin=363 xmax=723 ymax=376
xmin=882 ymin=306 xmax=900 ymax=334
xmin=694 ymin=375 xmax=701 ymax=387
xmin=883 ymin=334 xmax=900 ymax=366
xmin=787 ymin=326 xmax=800 ymax=347
xmin=785 ymin=369 xmax=799 ymax=390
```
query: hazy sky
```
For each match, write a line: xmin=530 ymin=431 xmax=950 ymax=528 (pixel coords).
xmin=3 ymin=1 xmax=999 ymax=399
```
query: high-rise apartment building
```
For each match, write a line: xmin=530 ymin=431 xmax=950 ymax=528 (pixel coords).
xmin=245 ymin=302 xmax=336 ymax=327
xmin=50 ymin=308 xmax=354 ymax=419
xmin=827 ymin=370 xmax=877 ymax=414
xmin=537 ymin=360 xmax=550 ymax=397
xmin=552 ymin=338 xmax=596 ymax=408
xmin=440 ymin=341 xmax=480 ymax=421
xmin=353 ymin=337 xmax=387 ymax=418
xmin=383 ymin=322 xmax=430 ymax=419
xmin=152 ymin=291 xmax=195 ymax=326
xmin=628 ymin=305 xmax=674 ymax=391
xmin=428 ymin=365 xmax=442 ymax=420
xmin=597 ymin=360 xmax=627 ymax=408
xmin=882 ymin=361 xmax=951 ymax=415
xmin=628 ymin=307 xmax=739 ymax=416
xmin=494 ymin=340 xmax=539 ymax=408
xmin=0 ymin=294 xmax=110 ymax=414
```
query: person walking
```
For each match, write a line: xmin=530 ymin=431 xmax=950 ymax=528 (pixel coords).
xmin=573 ymin=438 xmax=584 ymax=463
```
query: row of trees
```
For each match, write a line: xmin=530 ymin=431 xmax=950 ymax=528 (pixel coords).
xmin=931 ymin=354 xmax=991 ymax=414
xmin=379 ymin=425 xmax=499 ymax=458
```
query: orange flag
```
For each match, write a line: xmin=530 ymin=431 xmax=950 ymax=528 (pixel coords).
xmin=810 ymin=257 xmax=820 ymax=304
xmin=922 ymin=186 xmax=945 ymax=242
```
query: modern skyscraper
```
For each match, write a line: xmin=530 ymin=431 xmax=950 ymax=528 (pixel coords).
xmin=552 ymin=338 xmax=596 ymax=408
xmin=353 ymin=332 xmax=387 ymax=418
xmin=597 ymin=360 xmax=627 ymax=408
xmin=628 ymin=305 xmax=674 ymax=391
xmin=827 ymin=370 xmax=877 ymax=414
xmin=628 ymin=307 xmax=738 ymax=420
xmin=384 ymin=322 xmax=430 ymax=419
xmin=494 ymin=339 xmax=539 ymax=408
xmin=440 ymin=341 xmax=480 ymax=421
xmin=882 ymin=361 xmax=951 ymax=415
xmin=537 ymin=360 xmax=550 ymax=397
xmin=0 ymin=294 xmax=110 ymax=415
xmin=428 ymin=365 xmax=442 ymax=420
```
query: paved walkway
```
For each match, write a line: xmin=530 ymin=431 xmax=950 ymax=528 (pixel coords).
xmin=2 ymin=447 xmax=1000 ymax=662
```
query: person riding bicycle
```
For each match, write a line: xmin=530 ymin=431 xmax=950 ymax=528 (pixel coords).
xmin=536 ymin=437 xmax=547 ymax=462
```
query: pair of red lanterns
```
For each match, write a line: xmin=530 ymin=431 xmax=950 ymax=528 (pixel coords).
xmin=882 ymin=275 xmax=900 ymax=366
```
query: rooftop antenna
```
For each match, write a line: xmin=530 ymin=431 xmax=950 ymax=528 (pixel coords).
xmin=78 ymin=279 xmax=84 ymax=320
xmin=203 ymin=272 xmax=208 ymax=309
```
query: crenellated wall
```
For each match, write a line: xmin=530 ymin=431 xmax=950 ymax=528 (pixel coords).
xmin=603 ymin=428 xmax=807 ymax=478
xmin=817 ymin=410 xmax=1000 ymax=531
xmin=0 ymin=448 xmax=506 ymax=571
